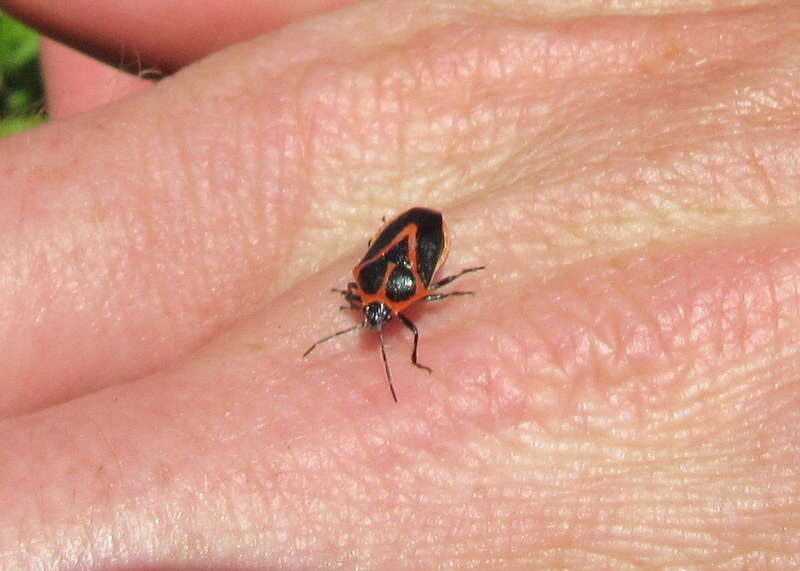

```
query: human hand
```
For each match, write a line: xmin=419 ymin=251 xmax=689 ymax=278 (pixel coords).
xmin=0 ymin=1 xmax=798 ymax=568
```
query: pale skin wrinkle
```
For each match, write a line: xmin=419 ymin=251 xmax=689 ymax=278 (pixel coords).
xmin=0 ymin=0 xmax=799 ymax=569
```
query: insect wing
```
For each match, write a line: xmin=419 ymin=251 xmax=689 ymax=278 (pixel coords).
xmin=413 ymin=211 xmax=448 ymax=287
xmin=359 ymin=207 xmax=447 ymax=288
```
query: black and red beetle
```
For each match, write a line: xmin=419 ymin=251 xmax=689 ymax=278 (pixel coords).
xmin=303 ymin=207 xmax=484 ymax=402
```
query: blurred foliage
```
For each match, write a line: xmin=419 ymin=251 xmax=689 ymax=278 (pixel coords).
xmin=0 ymin=12 xmax=45 ymax=136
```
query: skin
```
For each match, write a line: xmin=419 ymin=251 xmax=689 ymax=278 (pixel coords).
xmin=39 ymin=40 xmax=152 ymax=120
xmin=0 ymin=0 xmax=798 ymax=568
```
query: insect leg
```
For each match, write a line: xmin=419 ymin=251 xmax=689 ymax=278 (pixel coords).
xmin=332 ymin=282 xmax=360 ymax=296
xmin=332 ymin=283 xmax=362 ymax=309
xmin=378 ymin=328 xmax=398 ymax=403
xmin=302 ymin=324 xmax=360 ymax=357
xmin=398 ymin=314 xmax=432 ymax=374
xmin=430 ymin=266 xmax=485 ymax=290
xmin=339 ymin=300 xmax=362 ymax=311
xmin=424 ymin=291 xmax=475 ymax=302
xmin=334 ymin=293 xmax=361 ymax=303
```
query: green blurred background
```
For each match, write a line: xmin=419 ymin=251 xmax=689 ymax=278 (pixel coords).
xmin=0 ymin=11 xmax=44 ymax=137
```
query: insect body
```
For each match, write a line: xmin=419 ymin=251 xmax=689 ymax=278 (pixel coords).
xmin=303 ymin=207 xmax=484 ymax=402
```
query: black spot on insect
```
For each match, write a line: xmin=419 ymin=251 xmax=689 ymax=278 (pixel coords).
xmin=385 ymin=265 xmax=416 ymax=302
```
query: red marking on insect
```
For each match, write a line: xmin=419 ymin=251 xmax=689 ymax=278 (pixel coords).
xmin=303 ymin=207 xmax=485 ymax=402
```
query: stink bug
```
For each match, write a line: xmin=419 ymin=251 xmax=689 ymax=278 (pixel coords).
xmin=303 ymin=207 xmax=484 ymax=402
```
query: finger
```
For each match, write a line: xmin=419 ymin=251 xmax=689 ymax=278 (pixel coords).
xmin=2 ymin=0 xmax=459 ymax=417
xmin=41 ymin=39 xmax=152 ymax=119
xmin=1 ymin=0 xmax=357 ymax=73
xmin=0 ymin=0 xmax=764 ymax=74
xmin=0 ymin=0 xmax=507 ymax=416
xmin=2 ymin=221 xmax=800 ymax=567
xmin=0 ymin=0 xmax=794 ymax=420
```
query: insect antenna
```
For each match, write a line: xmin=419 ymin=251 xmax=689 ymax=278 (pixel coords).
xmin=378 ymin=328 xmax=398 ymax=403
xmin=302 ymin=325 xmax=360 ymax=358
